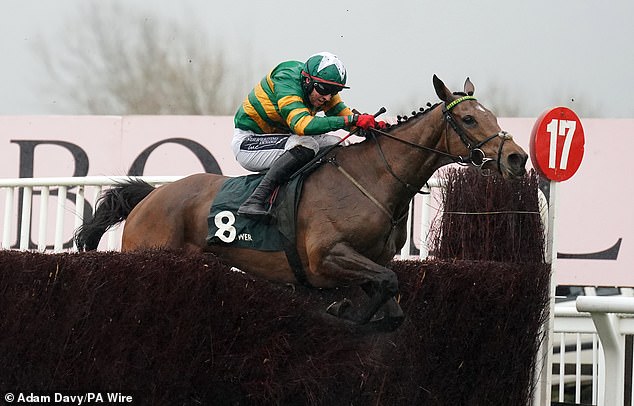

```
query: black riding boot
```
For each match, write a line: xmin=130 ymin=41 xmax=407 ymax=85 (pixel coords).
xmin=237 ymin=145 xmax=314 ymax=218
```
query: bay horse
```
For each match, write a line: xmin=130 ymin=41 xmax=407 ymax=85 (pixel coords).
xmin=75 ymin=75 xmax=528 ymax=331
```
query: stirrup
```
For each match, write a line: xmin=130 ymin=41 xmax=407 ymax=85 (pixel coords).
xmin=237 ymin=202 xmax=270 ymax=218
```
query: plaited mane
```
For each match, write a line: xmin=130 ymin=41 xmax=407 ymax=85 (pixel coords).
xmin=384 ymin=90 xmax=469 ymax=131
xmin=384 ymin=102 xmax=440 ymax=131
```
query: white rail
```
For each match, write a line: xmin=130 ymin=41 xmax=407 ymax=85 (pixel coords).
xmin=0 ymin=176 xmax=182 ymax=252
xmin=1 ymin=175 xmax=444 ymax=255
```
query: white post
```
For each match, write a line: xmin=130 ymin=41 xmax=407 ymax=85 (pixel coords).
xmin=400 ymin=202 xmax=413 ymax=257
xmin=2 ymin=187 xmax=15 ymax=249
xmin=54 ymin=186 xmax=67 ymax=252
xmin=419 ymin=178 xmax=439 ymax=259
xmin=19 ymin=186 xmax=33 ymax=250
xmin=73 ymin=185 xmax=85 ymax=251
xmin=419 ymin=192 xmax=432 ymax=259
xmin=533 ymin=180 xmax=558 ymax=406
xmin=37 ymin=187 xmax=50 ymax=251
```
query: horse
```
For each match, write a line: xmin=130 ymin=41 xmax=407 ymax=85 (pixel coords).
xmin=75 ymin=75 xmax=528 ymax=331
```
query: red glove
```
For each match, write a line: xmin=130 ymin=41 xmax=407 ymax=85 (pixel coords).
xmin=377 ymin=120 xmax=387 ymax=130
xmin=355 ymin=114 xmax=377 ymax=130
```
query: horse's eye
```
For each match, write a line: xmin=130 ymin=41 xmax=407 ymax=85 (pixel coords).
xmin=462 ymin=115 xmax=476 ymax=126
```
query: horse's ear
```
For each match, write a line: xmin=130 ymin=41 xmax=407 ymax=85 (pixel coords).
xmin=433 ymin=74 xmax=452 ymax=102
xmin=464 ymin=77 xmax=475 ymax=96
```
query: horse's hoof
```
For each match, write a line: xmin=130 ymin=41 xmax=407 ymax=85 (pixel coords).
xmin=370 ymin=305 xmax=405 ymax=332
xmin=370 ymin=310 xmax=387 ymax=323
xmin=326 ymin=298 xmax=352 ymax=317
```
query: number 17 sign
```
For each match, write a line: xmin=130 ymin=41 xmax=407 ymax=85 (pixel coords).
xmin=530 ymin=107 xmax=585 ymax=182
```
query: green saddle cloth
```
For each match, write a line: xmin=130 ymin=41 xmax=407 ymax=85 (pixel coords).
xmin=206 ymin=174 xmax=302 ymax=251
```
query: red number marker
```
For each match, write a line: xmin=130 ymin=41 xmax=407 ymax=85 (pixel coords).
xmin=530 ymin=107 xmax=585 ymax=182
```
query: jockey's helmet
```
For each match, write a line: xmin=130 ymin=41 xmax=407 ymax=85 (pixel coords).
xmin=301 ymin=52 xmax=349 ymax=97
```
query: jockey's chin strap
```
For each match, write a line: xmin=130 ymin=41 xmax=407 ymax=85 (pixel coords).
xmin=369 ymin=95 xmax=514 ymax=178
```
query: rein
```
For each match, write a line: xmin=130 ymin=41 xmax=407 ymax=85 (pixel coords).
xmin=369 ymin=96 xmax=513 ymax=179
xmin=367 ymin=131 xmax=431 ymax=195
xmin=294 ymin=97 xmax=514 ymax=233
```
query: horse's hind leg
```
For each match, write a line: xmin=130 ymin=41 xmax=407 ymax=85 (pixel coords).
xmin=318 ymin=242 xmax=404 ymax=331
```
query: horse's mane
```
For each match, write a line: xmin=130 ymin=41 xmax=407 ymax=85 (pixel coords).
xmin=383 ymin=101 xmax=441 ymax=132
xmin=382 ymin=91 xmax=469 ymax=132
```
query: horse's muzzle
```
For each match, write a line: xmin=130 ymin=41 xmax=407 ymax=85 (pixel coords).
xmin=505 ymin=152 xmax=528 ymax=178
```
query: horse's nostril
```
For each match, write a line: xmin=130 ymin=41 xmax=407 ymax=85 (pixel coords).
xmin=508 ymin=153 xmax=528 ymax=174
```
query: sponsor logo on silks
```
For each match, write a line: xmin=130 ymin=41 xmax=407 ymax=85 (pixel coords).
xmin=240 ymin=136 xmax=288 ymax=151
xmin=237 ymin=233 xmax=253 ymax=242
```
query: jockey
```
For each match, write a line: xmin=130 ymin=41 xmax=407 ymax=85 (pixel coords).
xmin=232 ymin=51 xmax=385 ymax=218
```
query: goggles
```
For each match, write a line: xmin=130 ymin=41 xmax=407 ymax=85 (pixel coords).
xmin=313 ymin=81 xmax=343 ymax=96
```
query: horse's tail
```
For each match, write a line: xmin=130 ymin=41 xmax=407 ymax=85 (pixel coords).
xmin=74 ymin=179 xmax=156 ymax=251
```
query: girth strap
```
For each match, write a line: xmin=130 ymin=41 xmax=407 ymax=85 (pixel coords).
xmin=283 ymin=239 xmax=312 ymax=288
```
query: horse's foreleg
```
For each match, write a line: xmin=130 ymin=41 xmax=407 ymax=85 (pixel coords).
xmin=319 ymin=243 xmax=403 ymax=330
xmin=360 ymin=282 xmax=405 ymax=327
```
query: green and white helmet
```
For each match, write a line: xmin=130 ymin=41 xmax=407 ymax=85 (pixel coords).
xmin=301 ymin=52 xmax=349 ymax=93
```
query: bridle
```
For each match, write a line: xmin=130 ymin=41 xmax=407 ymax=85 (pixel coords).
xmin=368 ymin=96 xmax=514 ymax=193
xmin=441 ymin=95 xmax=513 ymax=172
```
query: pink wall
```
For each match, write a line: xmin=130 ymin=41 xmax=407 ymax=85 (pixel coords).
xmin=0 ymin=115 xmax=631 ymax=287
